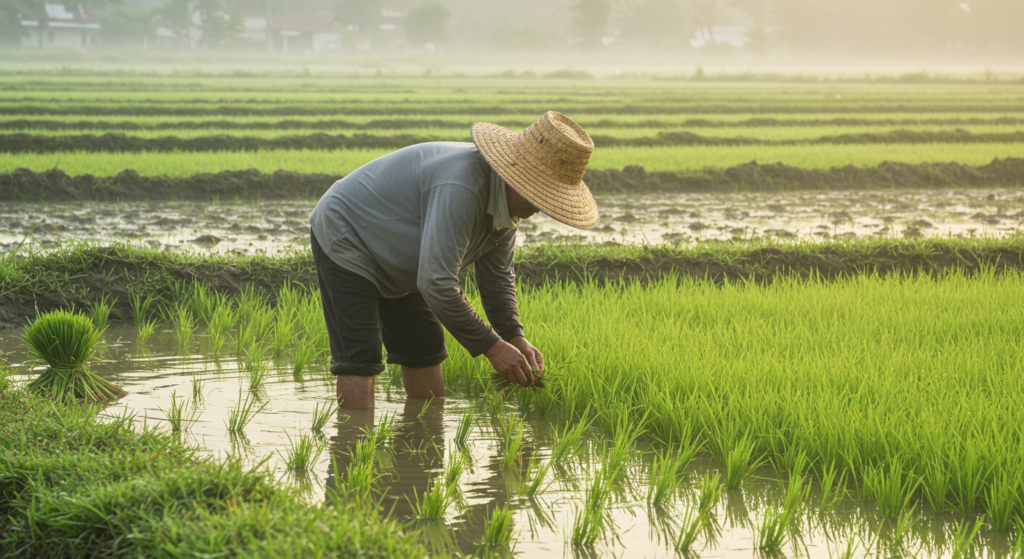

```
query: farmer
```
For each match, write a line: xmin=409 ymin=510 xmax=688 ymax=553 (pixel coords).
xmin=309 ymin=111 xmax=599 ymax=409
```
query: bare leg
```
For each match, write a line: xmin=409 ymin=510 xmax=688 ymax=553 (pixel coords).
xmin=401 ymin=364 xmax=445 ymax=399
xmin=336 ymin=375 xmax=374 ymax=409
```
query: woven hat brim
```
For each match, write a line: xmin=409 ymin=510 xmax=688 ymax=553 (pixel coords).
xmin=472 ymin=122 xmax=600 ymax=230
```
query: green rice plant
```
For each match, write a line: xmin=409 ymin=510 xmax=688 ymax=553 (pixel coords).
xmin=922 ymin=459 xmax=950 ymax=512
xmin=819 ymin=461 xmax=849 ymax=510
xmin=280 ymin=431 xmax=327 ymax=472
xmin=89 ymin=294 xmax=115 ymax=333
xmin=136 ymin=319 xmax=157 ymax=345
xmin=782 ymin=471 xmax=810 ymax=517
xmin=361 ymin=412 xmax=399 ymax=448
xmin=984 ymin=469 xmax=1020 ymax=532
xmin=755 ymin=498 xmax=801 ymax=552
xmin=21 ymin=309 xmax=127 ymax=402
xmin=128 ymin=291 xmax=154 ymax=325
xmin=950 ymin=516 xmax=984 ymax=559
xmin=291 ymin=341 xmax=312 ymax=376
xmin=270 ymin=312 xmax=296 ymax=358
xmin=570 ymin=473 xmax=614 ymax=547
xmin=522 ymin=456 xmax=552 ymax=498
xmin=310 ymin=400 xmax=338 ymax=433
xmin=190 ymin=373 xmax=204 ymax=402
xmin=862 ymin=462 xmax=920 ymax=519
xmin=454 ymin=412 xmax=473 ymax=446
xmin=482 ymin=506 xmax=515 ymax=547
xmin=604 ymin=411 xmax=645 ymax=479
xmin=948 ymin=447 xmax=993 ymax=517
xmin=674 ymin=505 xmax=711 ymax=553
xmin=891 ymin=504 xmax=919 ymax=548
xmin=411 ymin=475 xmax=459 ymax=519
xmin=696 ymin=472 xmax=724 ymax=514
xmin=647 ymin=450 xmax=691 ymax=508
xmin=500 ymin=414 xmax=525 ymax=470
xmin=225 ymin=389 xmax=268 ymax=433
xmin=550 ymin=413 xmax=593 ymax=465
xmin=159 ymin=390 xmax=199 ymax=433
xmin=170 ymin=303 xmax=195 ymax=349
xmin=442 ymin=450 xmax=467 ymax=490
xmin=243 ymin=344 xmax=270 ymax=392
xmin=723 ymin=435 xmax=765 ymax=490
xmin=206 ymin=304 xmax=238 ymax=355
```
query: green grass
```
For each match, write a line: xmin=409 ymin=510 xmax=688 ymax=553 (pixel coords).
xmin=279 ymin=431 xmax=327 ymax=472
xmin=159 ymin=389 xmax=199 ymax=433
xmin=225 ymin=389 xmax=268 ymax=433
xmin=5 ymin=142 xmax=1023 ymax=176
xmin=0 ymin=361 xmax=430 ymax=557
xmin=482 ymin=506 xmax=515 ymax=547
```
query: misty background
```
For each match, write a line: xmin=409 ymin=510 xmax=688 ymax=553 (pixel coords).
xmin=1 ymin=0 xmax=1023 ymax=63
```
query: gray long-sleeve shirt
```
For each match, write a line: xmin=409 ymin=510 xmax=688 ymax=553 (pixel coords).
xmin=309 ymin=142 xmax=524 ymax=357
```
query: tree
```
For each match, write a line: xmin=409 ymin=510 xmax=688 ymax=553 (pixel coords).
xmin=195 ymin=0 xmax=242 ymax=48
xmin=337 ymin=0 xmax=379 ymax=31
xmin=402 ymin=0 xmax=451 ymax=47
xmin=0 ymin=0 xmax=32 ymax=47
xmin=617 ymin=0 xmax=692 ymax=49
xmin=570 ymin=0 xmax=611 ymax=48
xmin=157 ymin=0 xmax=195 ymax=48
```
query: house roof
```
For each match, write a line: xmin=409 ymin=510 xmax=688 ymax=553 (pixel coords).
xmin=21 ymin=3 xmax=99 ymax=29
xmin=271 ymin=14 xmax=344 ymax=34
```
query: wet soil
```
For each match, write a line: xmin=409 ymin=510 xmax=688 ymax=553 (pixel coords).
xmin=5 ymin=129 xmax=1024 ymax=153
xmin=3 ymin=158 xmax=1024 ymax=202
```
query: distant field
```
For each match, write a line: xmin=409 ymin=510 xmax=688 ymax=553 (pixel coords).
xmin=5 ymin=143 xmax=1022 ymax=176
xmin=1 ymin=76 xmax=1022 ymax=177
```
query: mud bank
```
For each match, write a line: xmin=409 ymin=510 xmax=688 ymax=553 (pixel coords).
xmin=5 ymin=129 xmax=1024 ymax=153
xmin=3 ymin=158 xmax=1023 ymax=202
xmin=2 ymin=239 xmax=1022 ymax=329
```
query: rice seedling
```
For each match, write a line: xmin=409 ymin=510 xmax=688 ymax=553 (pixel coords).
xmin=170 ymin=303 xmax=195 ymax=349
xmin=270 ymin=312 xmax=296 ymax=358
xmin=950 ymin=517 xmax=984 ymax=559
xmin=243 ymin=344 xmax=270 ymax=392
xmin=280 ymin=431 xmax=327 ymax=472
xmin=755 ymin=499 xmax=800 ymax=552
xmin=411 ymin=475 xmax=460 ymax=519
xmin=647 ymin=450 xmax=691 ymax=508
xmin=190 ymin=373 xmax=204 ymax=402
xmin=454 ymin=412 xmax=473 ymax=446
xmin=89 ymin=294 xmax=115 ymax=332
xmin=205 ymin=304 xmax=237 ymax=355
xmin=819 ymin=461 xmax=849 ymax=510
xmin=291 ymin=341 xmax=312 ymax=376
xmin=922 ymin=460 xmax=950 ymax=512
xmin=604 ymin=412 xmax=645 ymax=479
xmin=225 ymin=389 xmax=268 ymax=433
xmin=948 ymin=447 xmax=992 ymax=517
xmin=482 ymin=506 xmax=515 ymax=547
xmin=550 ymin=413 xmax=593 ymax=465
xmin=723 ymin=435 xmax=765 ymax=490
xmin=128 ymin=291 xmax=154 ymax=325
xmin=135 ymin=319 xmax=157 ymax=345
xmin=674 ymin=505 xmax=711 ymax=553
xmin=891 ymin=504 xmax=919 ymax=548
xmin=862 ymin=462 xmax=920 ymax=519
xmin=361 ymin=411 xmax=399 ymax=448
xmin=500 ymin=414 xmax=525 ymax=470
xmin=984 ymin=470 xmax=1021 ymax=531
xmin=159 ymin=390 xmax=199 ymax=433
xmin=696 ymin=472 xmax=724 ymax=514
xmin=21 ymin=309 xmax=126 ymax=402
xmin=310 ymin=400 xmax=338 ymax=433
xmin=522 ymin=456 xmax=552 ymax=498
xmin=570 ymin=473 xmax=614 ymax=547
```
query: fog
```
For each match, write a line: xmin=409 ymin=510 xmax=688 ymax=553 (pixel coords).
xmin=2 ymin=0 xmax=1024 ymax=73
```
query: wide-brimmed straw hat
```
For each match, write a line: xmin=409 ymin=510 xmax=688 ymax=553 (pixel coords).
xmin=472 ymin=111 xmax=599 ymax=229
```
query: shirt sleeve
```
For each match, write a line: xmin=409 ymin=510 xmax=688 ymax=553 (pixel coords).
xmin=474 ymin=228 xmax=525 ymax=341
xmin=417 ymin=183 xmax=502 ymax=357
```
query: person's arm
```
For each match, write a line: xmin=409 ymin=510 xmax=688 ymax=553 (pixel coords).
xmin=476 ymin=230 xmax=545 ymax=382
xmin=474 ymin=229 xmax=524 ymax=341
xmin=416 ymin=184 xmax=501 ymax=357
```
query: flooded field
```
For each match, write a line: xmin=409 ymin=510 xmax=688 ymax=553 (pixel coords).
xmin=3 ymin=187 xmax=1023 ymax=256
xmin=0 ymin=325 xmax=1016 ymax=558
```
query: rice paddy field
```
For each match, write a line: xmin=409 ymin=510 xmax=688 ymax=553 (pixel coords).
xmin=2 ymin=71 xmax=1024 ymax=557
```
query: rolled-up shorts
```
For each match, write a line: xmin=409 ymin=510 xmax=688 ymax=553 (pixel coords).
xmin=311 ymin=231 xmax=448 ymax=377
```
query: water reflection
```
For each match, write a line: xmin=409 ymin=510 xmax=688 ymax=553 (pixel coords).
xmin=0 ymin=326 xmax=1018 ymax=558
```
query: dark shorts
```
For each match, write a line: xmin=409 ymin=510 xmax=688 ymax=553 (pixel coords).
xmin=311 ymin=231 xmax=448 ymax=377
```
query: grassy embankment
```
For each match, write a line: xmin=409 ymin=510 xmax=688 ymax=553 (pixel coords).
xmin=3 ymin=236 xmax=1023 ymax=328
xmin=0 ymin=361 xmax=432 ymax=557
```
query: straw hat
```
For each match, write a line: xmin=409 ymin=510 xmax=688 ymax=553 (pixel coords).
xmin=472 ymin=111 xmax=599 ymax=229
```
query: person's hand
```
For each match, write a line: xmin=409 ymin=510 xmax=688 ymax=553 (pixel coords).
xmin=484 ymin=338 xmax=535 ymax=387
xmin=508 ymin=336 xmax=544 ymax=378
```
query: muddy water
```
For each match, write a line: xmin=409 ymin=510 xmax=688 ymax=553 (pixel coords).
xmin=0 ymin=326 xmax=1016 ymax=558
xmin=3 ymin=188 xmax=1023 ymax=256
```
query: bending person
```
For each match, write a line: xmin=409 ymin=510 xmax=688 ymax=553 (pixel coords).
xmin=309 ymin=112 xmax=600 ymax=408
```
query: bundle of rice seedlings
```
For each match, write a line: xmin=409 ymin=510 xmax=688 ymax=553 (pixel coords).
xmin=21 ymin=309 xmax=127 ymax=402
